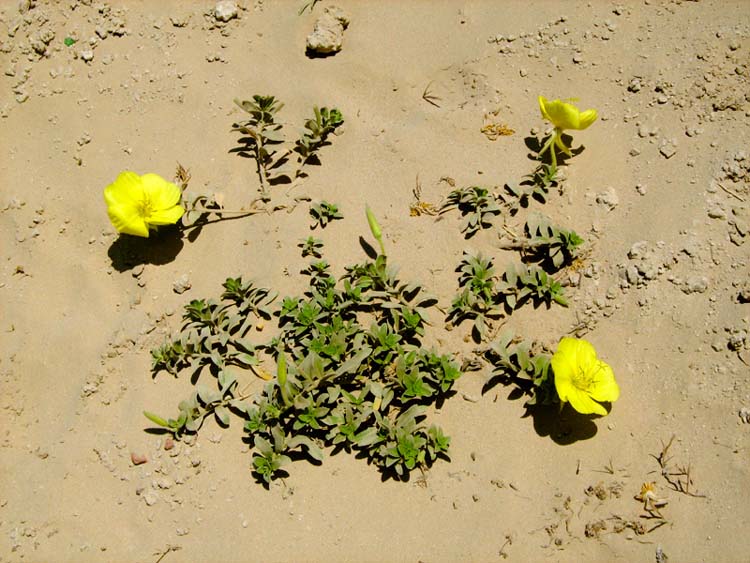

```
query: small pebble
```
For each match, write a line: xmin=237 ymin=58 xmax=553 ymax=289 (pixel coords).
xmin=130 ymin=452 xmax=148 ymax=466
xmin=707 ymin=204 xmax=726 ymax=220
xmin=173 ymin=274 xmax=191 ymax=294
xmin=659 ymin=141 xmax=677 ymax=159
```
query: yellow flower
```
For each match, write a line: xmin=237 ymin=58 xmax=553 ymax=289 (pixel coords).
xmin=104 ymin=171 xmax=184 ymax=237
xmin=538 ymin=96 xmax=598 ymax=135
xmin=537 ymin=96 xmax=597 ymax=171
xmin=551 ymin=337 xmax=619 ymax=416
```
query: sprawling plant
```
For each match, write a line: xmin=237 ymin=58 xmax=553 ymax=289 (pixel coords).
xmin=498 ymin=213 xmax=583 ymax=270
xmin=479 ymin=330 xmax=556 ymax=408
xmin=440 ymin=186 xmax=502 ymax=238
xmin=447 ymin=252 xmax=568 ymax=342
xmin=147 ymin=228 xmax=461 ymax=483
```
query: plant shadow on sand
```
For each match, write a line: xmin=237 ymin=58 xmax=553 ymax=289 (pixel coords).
xmin=524 ymin=133 xmax=585 ymax=167
xmin=486 ymin=385 xmax=603 ymax=445
xmin=107 ymin=226 xmax=184 ymax=272
xmin=524 ymin=402 xmax=600 ymax=444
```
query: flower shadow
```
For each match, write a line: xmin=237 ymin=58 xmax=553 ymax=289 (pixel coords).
xmin=523 ymin=401 xmax=602 ymax=445
xmin=107 ymin=226 xmax=184 ymax=272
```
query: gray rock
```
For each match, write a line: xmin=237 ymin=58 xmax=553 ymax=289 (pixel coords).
xmin=306 ymin=6 xmax=349 ymax=55
xmin=626 ymin=265 xmax=640 ymax=285
xmin=659 ymin=140 xmax=677 ymax=159
xmin=707 ymin=203 xmax=726 ymax=219
xmin=637 ymin=260 xmax=659 ymax=280
xmin=170 ymin=15 xmax=190 ymax=27
xmin=627 ymin=77 xmax=642 ymax=92
xmin=628 ymin=241 xmax=649 ymax=259
xmin=143 ymin=491 xmax=158 ymax=506
xmin=682 ymin=275 xmax=708 ymax=294
xmin=595 ymin=187 xmax=619 ymax=210
xmin=215 ymin=1 xmax=238 ymax=22
xmin=80 ymin=49 xmax=94 ymax=63
xmin=173 ymin=274 xmax=191 ymax=294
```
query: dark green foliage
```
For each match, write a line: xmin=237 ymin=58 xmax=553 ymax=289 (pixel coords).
xmin=148 ymin=278 xmax=277 ymax=435
xmin=446 ymin=252 xmax=503 ymax=341
xmin=232 ymin=95 xmax=344 ymax=200
xmin=440 ymin=186 xmax=502 ymax=238
xmin=502 ymin=163 xmax=558 ymax=215
xmin=480 ymin=331 xmax=557 ymax=407
xmin=147 ymin=248 xmax=461 ymax=483
xmin=499 ymin=213 xmax=584 ymax=271
xmin=447 ymin=252 xmax=568 ymax=342
xmin=151 ymin=278 xmax=275 ymax=377
xmin=495 ymin=262 xmax=568 ymax=309
xmin=298 ymin=236 xmax=324 ymax=258
xmin=295 ymin=107 xmax=344 ymax=166
xmin=309 ymin=201 xmax=343 ymax=229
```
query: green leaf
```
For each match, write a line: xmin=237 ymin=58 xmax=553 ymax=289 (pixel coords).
xmin=353 ymin=427 xmax=379 ymax=447
xmin=215 ymin=405 xmax=231 ymax=426
xmin=334 ymin=346 xmax=372 ymax=376
xmin=254 ymin=435 xmax=273 ymax=456
xmin=287 ymin=435 xmax=325 ymax=462
xmin=143 ymin=411 xmax=170 ymax=428
xmin=197 ymin=385 xmax=220 ymax=405
xmin=218 ymin=369 xmax=237 ymax=392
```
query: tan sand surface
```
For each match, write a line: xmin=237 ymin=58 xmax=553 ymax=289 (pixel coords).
xmin=1 ymin=1 xmax=749 ymax=561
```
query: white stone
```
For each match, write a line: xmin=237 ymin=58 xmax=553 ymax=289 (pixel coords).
xmin=215 ymin=1 xmax=238 ymax=22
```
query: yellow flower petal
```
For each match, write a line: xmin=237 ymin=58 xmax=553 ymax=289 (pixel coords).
xmin=103 ymin=171 xmax=184 ymax=237
xmin=551 ymin=337 xmax=618 ymax=416
xmin=588 ymin=361 xmax=620 ymax=403
xmin=550 ymin=337 xmax=579 ymax=380
xmin=578 ymin=109 xmax=598 ymax=130
xmin=106 ymin=201 xmax=150 ymax=237
xmin=147 ymin=204 xmax=185 ymax=226
xmin=538 ymin=96 xmax=598 ymax=131
xmin=566 ymin=387 xmax=608 ymax=416
xmin=104 ymin=171 xmax=143 ymax=207
xmin=141 ymin=173 xmax=182 ymax=209
xmin=538 ymin=95 xmax=552 ymax=122
xmin=554 ymin=134 xmax=572 ymax=156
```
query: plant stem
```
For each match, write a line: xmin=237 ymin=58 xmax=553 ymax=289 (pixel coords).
xmin=189 ymin=206 xmax=262 ymax=215
xmin=255 ymin=127 xmax=270 ymax=201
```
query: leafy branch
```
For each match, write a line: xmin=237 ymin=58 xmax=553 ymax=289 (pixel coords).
xmin=497 ymin=213 xmax=583 ymax=271
xmin=478 ymin=330 xmax=556 ymax=407
xmin=440 ymin=186 xmax=502 ymax=238
xmin=447 ymin=252 xmax=568 ymax=342
xmin=231 ymin=95 xmax=343 ymax=202
xmin=144 ymin=215 xmax=461 ymax=484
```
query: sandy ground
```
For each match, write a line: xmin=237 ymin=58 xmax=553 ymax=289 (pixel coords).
xmin=1 ymin=0 xmax=749 ymax=561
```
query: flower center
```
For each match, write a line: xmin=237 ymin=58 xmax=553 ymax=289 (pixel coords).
xmin=136 ymin=196 xmax=154 ymax=219
xmin=571 ymin=367 xmax=592 ymax=391
xmin=571 ymin=363 xmax=601 ymax=392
